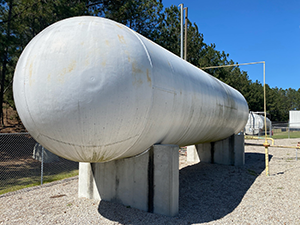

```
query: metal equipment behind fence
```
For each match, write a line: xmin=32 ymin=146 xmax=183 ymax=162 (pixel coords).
xmin=0 ymin=133 xmax=78 ymax=195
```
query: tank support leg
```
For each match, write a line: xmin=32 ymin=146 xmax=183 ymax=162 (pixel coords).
xmin=187 ymin=134 xmax=245 ymax=166
xmin=78 ymin=144 xmax=179 ymax=217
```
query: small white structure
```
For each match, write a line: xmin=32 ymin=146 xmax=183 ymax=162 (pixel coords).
xmin=289 ymin=110 xmax=300 ymax=128
xmin=33 ymin=143 xmax=59 ymax=163
xmin=244 ymin=112 xmax=271 ymax=135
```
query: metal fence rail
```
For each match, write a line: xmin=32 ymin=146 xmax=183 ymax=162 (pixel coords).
xmin=0 ymin=133 xmax=78 ymax=195
xmin=244 ymin=122 xmax=300 ymax=139
xmin=272 ymin=122 xmax=300 ymax=139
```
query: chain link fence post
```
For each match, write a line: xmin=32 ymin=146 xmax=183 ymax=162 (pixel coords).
xmin=41 ymin=146 xmax=44 ymax=185
xmin=0 ymin=133 xmax=78 ymax=195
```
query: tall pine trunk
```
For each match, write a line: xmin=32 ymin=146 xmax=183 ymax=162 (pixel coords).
xmin=0 ymin=0 xmax=13 ymax=126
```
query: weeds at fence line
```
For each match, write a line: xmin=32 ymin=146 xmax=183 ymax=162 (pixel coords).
xmin=0 ymin=133 xmax=78 ymax=195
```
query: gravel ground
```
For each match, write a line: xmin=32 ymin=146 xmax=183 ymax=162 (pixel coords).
xmin=1 ymin=138 xmax=300 ymax=224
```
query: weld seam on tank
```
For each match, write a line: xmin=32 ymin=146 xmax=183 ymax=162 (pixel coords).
xmin=106 ymin=23 xmax=156 ymax=160
xmin=130 ymin=29 xmax=153 ymax=68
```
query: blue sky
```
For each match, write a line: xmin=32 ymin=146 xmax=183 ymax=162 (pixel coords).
xmin=162 ymin=0 xmax=300 ymax=90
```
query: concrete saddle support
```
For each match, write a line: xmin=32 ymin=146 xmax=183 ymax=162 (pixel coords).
xmin=78 ymin=134 xmax=244 ymax=217
xmin=78 ymin=144 xmax=179 ymax=217
xmin=187 ymin=134 xmax=245 ymax=166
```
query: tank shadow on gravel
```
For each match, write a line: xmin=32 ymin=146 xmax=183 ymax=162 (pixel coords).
xmin=98 ymin=152 xmax=272 ymax=224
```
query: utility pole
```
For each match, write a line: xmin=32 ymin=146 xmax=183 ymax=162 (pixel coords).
xmin=184 ymin=7 xmax=188 ymax=60
xmin=179 ymin=4 xmax=184 ymax=59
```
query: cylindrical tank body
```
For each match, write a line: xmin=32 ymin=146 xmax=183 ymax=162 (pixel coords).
xmin=244 ymin=112 xmax=271 ymax=135
xmin=13 ymin=16 xmax=249 ymax=162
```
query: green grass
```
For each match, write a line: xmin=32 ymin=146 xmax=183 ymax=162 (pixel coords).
xmin=0 ymin=169 xmax=78 ymax=195
xmin=272 ymin=131 xmax=300 ymax=139
xmin=247 ymin=169 xmax=258 ymax=176
xmin=42 ymin=170 xmax=78 ymax=183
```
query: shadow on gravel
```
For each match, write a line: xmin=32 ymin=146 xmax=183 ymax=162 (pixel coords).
xmin=98 ymin=152 xmax=272 ymax=225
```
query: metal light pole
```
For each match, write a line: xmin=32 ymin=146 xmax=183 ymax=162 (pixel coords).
xmin=179 ymin=4 xmax=184 ymax=59
xmin=202 ymin=61 xmax=270 ymax=176
xmin=184 ymin=7 xmax=188 ymax=60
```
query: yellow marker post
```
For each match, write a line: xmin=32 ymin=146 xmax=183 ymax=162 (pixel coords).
xmin=263 ymin=140 xmax=270 ymax=176
xmin=262 ymin=61 xmax=270 ymax=176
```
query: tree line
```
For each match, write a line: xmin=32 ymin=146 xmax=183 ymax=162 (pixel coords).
xmin=1 ymin=0 xmax=299 ymax=124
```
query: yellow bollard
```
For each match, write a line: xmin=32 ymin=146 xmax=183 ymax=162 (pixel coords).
xmin=263 ymin=140 xmax=270 ymax=176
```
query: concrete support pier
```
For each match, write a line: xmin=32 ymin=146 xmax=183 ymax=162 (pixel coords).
xmin=187 ymin=134 xmax=245 ymax=166
xmin=78 ymin=144 xmax=179 ymax=217
xmin=186 ymin=145 xmax=200 ymax=163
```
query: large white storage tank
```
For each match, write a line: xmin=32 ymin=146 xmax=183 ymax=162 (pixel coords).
xmin=244 ymin=112 xmax=271 ymax=135
xmin=289 ymin=110 xmax=300 ymax=128
xmin=13 ymin=16 xmax=249 ymax=163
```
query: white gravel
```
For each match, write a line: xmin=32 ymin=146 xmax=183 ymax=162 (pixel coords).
xmin=1 ymin=138 xmax=300 ymax=224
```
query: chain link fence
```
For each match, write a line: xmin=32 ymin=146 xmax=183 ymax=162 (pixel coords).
xmin=244 ymin=121 xmax=300 ymax=139
xmin=0 ymin=133 xmax=78 ymax=195
xmin=272 ymin=122 xmax=300 ymax=139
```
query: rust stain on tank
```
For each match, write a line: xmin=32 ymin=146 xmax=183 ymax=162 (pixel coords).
xmin=132 ymin=62 xmax=142 ymax=74
xmin=146 ymin=69 xmax=152 ymax=86
xmin=105 ymin=40 xmax=110 ymax=46
xmin=59 ymin=60 xmax=77 ymax=83
xmin=118 ymin=35 xmax=126 ymax=44
xmin=47 ymin=74 xmax=51 ymax=82
xmin=115 ymin=24 xmax=123 ymax=29
xmin=67 ymin=60 xmax=76 ymax=73
xmin=124 ymin=50 xmax=131 ymax=62
xmin=132 ymin=62 xmax=143 ymax=86
xmin=29 ymin=62 xmax=33 ymax=86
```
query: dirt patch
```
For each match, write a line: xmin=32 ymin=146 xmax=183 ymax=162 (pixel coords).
xmin=0 ymin=104 xmax=26 ymax=133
